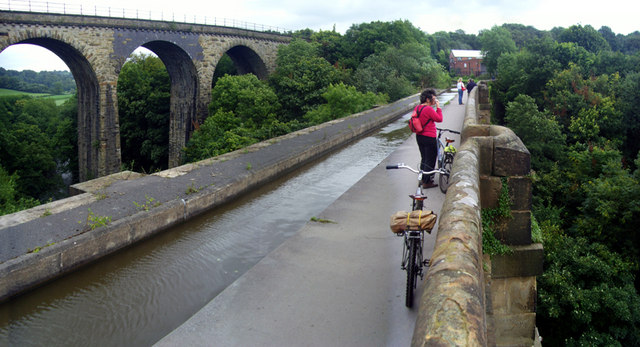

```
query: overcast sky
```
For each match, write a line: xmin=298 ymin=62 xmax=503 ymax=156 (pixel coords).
xmin=0 ymin=0 xmax=636 ymax=71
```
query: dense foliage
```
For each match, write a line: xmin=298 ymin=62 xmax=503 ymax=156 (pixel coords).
xmin=0 ymin=68 xmax=76 ymax=94
xmin=491 ymin=24 xmax=640 ymax=345
xmin=0 ymin=94 xmax=77 ymax=214
xmin=117 ymin=53 xmax=171 ymax=173
xmin=185 ymin=20 xmax=449 ymax=162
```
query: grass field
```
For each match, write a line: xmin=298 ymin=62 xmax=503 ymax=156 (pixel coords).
xmin=0 ymin=88 xmax=74 ymax=106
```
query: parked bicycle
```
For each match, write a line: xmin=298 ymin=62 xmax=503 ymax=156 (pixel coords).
xmin=386 ymin=163 xmax=444 ymax=308
xmin=435 ymin=127 xmax=461 ymax=193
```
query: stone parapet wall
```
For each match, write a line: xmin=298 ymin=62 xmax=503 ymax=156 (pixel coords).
xmin=412 ymin=82 xmax=543 ymax=347
xmin=411 ymin=129 xmax=487 ymax=346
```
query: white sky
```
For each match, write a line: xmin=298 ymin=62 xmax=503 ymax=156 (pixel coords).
xmin=0 ymin=0 xmax=637 ymax=71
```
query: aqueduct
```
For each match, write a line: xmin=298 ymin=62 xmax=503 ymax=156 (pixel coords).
xmin=0 ymin=11 xmax=290 ymax=180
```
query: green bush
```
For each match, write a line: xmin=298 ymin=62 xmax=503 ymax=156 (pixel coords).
xmin=538 ymin=233 xmax=640 ymax=346
xmin=304 ymin=82 xmax=387 ymax=124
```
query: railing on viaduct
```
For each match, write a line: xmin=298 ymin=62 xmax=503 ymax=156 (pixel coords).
xmin=412 ymin=83 xmax=544 ymax=346
xmin=0 ymin=10 xmax=291 ymax=182
xmin=0 ymin=0 xmax=291 ymax=33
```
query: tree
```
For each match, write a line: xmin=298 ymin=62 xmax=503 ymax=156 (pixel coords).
xmin=617 ymin=72 xmax=640 ymax=162
xmin=0 ymin=96 xmax=66 ymax=201
xmin=210 ymin=74 xmax=281 ymax=129
xmin=620 ymin=31 xmax=640 ymax=55
xmin=303 ymin=82 xmax=387 ymax=124
xmin=54 ymin=94 xmax=79 ymax=183
xmin=479 ymin=26 xmax=517 ymax=76
xmin=0 ymin=68 xmax=75 ymax=94
xmin=341 ymin=20 xmax=430 ymax=69
xmin=269 ymin=39 xmax=342 ymax=121
xmin=546 ymin=65 xmax=624 ymax=149
xmin=490 ymin=37 xmax=594 ymax=124
xmin=599 ymin=26 xmax=620 ymax=52
xmin=353 ymin=43 xmax=448 ymax=101
xmin=558 ymin=24 xmax=610 ymax=54
xmin=538 ymin=234 xmax=640 ymax=346
xmin=185 ymin=74 xmax=285 ymax=162
xmin=0 ymin=164 xmax=39 ymax=215
xmin=310 ymin=29 xmax=346 ymax=67
xmin=117 ymin=53 xmax=170 ymax=173
xmin=500 ymin=23 xmax=546 ymax=48
xmin=504 ymin=94 xmax=566 ymax=171
xmin=574 ymin=152 xmax=640 ymax=260
xmin=212 ymin=54 xmax=238 ymax=86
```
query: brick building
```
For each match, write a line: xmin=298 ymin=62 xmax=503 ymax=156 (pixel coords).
xmin=449 ymin=49 xmax=486 ymax=77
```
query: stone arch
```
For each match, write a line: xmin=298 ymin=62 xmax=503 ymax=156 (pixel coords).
xmin=1 ymin=37 xmax=106 ymax=182
xmin=196 ymin=39 xmax=273 ymax=136
xmin=127 ymin=40 xmax=199 ymax=168
xmin=224 ymin=44 xmax=269 ymax=80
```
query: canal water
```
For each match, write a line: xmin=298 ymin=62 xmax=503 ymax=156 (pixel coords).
xmin=0 ymin=94 xmax=455 ymax=346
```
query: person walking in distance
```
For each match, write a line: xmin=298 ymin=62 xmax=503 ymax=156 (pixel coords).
xmin=414 ymin=89 xmax=443 ymax=188
xmin=456 ymin=78 xmax=465 ymax=105
xmin=466 ymin=78 xmax=477 ymax=101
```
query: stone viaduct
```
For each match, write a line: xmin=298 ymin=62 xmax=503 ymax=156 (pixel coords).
xmin=0 ymin=11 xmax=291 ymax=181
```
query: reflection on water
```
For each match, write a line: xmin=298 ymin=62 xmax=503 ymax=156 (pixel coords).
xmin=0 ymin=93 xmax=454 ymax=346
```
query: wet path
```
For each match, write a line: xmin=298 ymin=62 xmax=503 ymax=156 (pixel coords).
xmin=158 ymin=93 xmax=466 ymax=346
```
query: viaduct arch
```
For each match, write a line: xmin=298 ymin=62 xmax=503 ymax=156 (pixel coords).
xmin=0 ymin=11 xmax=290 ymax=180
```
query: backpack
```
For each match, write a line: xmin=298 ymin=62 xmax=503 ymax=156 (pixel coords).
xmin=409 ymin=105 xmax=431 ymax=133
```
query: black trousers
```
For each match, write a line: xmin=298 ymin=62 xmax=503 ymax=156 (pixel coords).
xmin=416 ymin=134 xmax=437 ymax=183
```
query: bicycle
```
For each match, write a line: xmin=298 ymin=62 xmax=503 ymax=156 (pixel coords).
xmin=386 ymin=163 xmax=444 ymax=308
xmin=435 ymin=127 xmax=461 ymax=194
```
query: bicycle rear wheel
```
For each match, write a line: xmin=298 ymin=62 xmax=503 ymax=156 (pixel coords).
xmin=439 ymin=154 xmax=454 ymax=194
xmin=405 ymin=237 xmax=418 ymax=308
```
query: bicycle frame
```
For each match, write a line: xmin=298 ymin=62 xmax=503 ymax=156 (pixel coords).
xmin=401 ymin=230 xmax=425 ymax=275
xmin=436 ymin=127 xmax=459 ymax=168
xmin=435 ymin=128 xmax=460 ymax=194
xmin=386 ymin=163 xmax=442 ymax=307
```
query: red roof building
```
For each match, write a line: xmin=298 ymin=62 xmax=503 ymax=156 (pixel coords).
xmin=449 ymin=50 xmax=486 ymax=77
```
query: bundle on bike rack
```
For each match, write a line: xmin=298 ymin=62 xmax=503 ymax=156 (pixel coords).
xmin=390 ymin=210 xmax=437 ymax=233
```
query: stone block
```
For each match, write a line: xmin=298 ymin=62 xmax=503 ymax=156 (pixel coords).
xmin=508 ymin=176 xmax=532 ymax=211
xmin=493 ymin=145 xmax=530 ymax=177
xmin=495 ymin=211 xmax=531 ymax=246
xmin=490 ymin=127 xmax=531 ymax=177
xmin=478 ymin=84 xmax=490 ymax=104
xmin=493 ymin=313 xmax=536 ymax=347
xmin=490 ymin=276 xmax=537 ymax=314
xmin=478 ymin=109 xmax=491 ymax=125
xmin=491 ymin=243 xmax=543 ymax=278
xmin=480 ymin=176 xmax=502 ymax=209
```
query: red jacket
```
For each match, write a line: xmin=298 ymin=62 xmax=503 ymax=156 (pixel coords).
xmin=414 ymin=104 xmax=442 ymax=138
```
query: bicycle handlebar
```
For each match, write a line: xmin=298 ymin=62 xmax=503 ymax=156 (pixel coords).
xmin=436 ymin=127 xmax=461 ymax=135
xmin=386 ymin=163 xmax=444 ymax=175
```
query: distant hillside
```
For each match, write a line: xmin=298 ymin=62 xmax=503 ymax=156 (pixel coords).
xmin=0 ymin=68 xmax=76 ymax=94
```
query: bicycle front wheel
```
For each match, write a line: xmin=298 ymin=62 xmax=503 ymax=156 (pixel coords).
xmin=439 ymin=154 xmax=454 ymax=194
xmin=405 ymin=237 xmax=418 ymax=308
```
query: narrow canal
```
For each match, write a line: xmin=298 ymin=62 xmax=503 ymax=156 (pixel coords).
xmin=0 ymin=94 xmax=455 ymax=346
